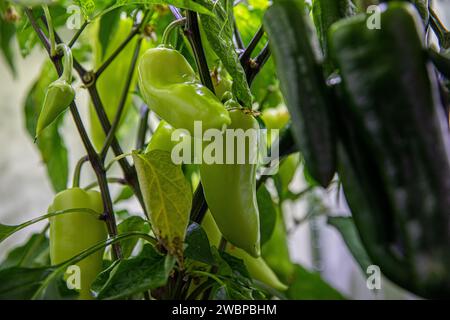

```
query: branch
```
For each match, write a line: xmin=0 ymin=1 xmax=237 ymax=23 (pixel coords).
xmin=245 ymin=42 xmax=271 ymax=86
xmin=184 ymin=10 xmax=215 ymax=92
xmin=68 ymin=20 xmax=89 ymax=48
xmin=239 ymin=25 xmax=264 ymax=65
xmin=136 ymin=104 xmax=150 ymax=150
xmin=101 ymin=37 xmax=143 ymax=159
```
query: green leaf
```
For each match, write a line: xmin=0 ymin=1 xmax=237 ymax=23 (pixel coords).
xmin=91 ymin=244 xmax=175 ymax=300
xmin=98 ymin=8 xmax=121 ymax=60
xmin=117 ymin=216 xmax=150 ymax=258
xmin=286 ymin=264 xmax=345 ymax=300
xmin=0 ymin=15 xmax=16 ymax=75
xmin=0 ymin=266 xmax=55 ymax=300
xmin=114 ymin=185 xmax=134 ymax=204
xmin=16 ymin=19 xmax=39 ymax=58
xmin=24 ymin=61 xmax=68 ymax=192
xmin=0 ymin=224 xmax=20 ymax=243
xmin=199 ymin=0 xmax=253 ymax=106
xmin=132 ymin=150 xmax=192 ymax=261
xmin=256 ymin=184 xmax=276 ymax=246
xmin=327 ymin=216 xmax=372 ymax=272
xmin=0 ymin=232 xmax=49 ymax=270
xmin=185 ymin=222 xmax=214 ymax=264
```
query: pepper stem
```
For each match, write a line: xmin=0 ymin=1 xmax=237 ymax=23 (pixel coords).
xmin=56 ymin=43 xmax=73 ymax=83
xmin=161 ymin=18 xmax=187 ymax=47
xmin=42 ymin=5 xmax=56 ymax=57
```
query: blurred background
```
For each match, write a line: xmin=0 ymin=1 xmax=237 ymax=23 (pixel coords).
xmin=0 ymin=0 xmax=449 ymax=300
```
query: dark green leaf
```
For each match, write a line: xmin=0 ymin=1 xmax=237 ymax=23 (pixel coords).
xmin=114 ymin=185 xmax=134 ymax=204
xmin=0 ymin=16 xmax=16 ymax=75
xmin=0 ymin=266 xmax=55 ymax=300
xmin=92 ymin=244 xmax=175 ymax=300
xmin=117 ymin=216 xmax=150 ymax=258
xmin=185 ymin=222 xmax=214 ymax=264
xmin=257 ymin=184 xmax=276 ymax=245
xmin=0 ymin=232 xmax=49 ymax=270
xmin=286 ymin=264 xmax=345 ymax=300
xmin=199 ymin=0 xmax=253 ymax=106
xmin=327 ymin=216 xmax=372 ymax=272
xmin=98 ymin=8 xmax=121 ymax=60
xmin=0 ymin=224 xmax=19 ymax=243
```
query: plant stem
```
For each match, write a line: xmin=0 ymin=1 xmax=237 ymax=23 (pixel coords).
xmin=101 ymin=37 xmax=143 ymax=160
xmin=84 ymin=177 xmax=127 ymax=191
xmin=162 ymin=18 xmax=187 ymax=47
xmin=72 ymin=155 xmax=88 ymax=188
xmin=184 ymin=10 xmax=215 ymax=93
xmin=68 ymin=20 xmax=89 ymax=48
xmin=56 ymin=43 xmax=73 ymax=82
xmin=95 ymin=29 xmax=140 ymax=79
xmin=233 ymin=18 xmax=244 ymax=51
xmin=136 ymin=104 xmax=150 ymax=150
xmin=239 ymin=25 xmax=264 ymax=65
xmin=246 ymin=42 xmax=271 ymax=85
xmin=42 ymin=5 xmax=55 ymax=56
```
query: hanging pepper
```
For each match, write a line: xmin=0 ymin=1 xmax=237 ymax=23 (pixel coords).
xmin=35 ymin=44 xmax=74 ymax=138
xmin=138 ymin=46 xmax=231 ymax=135
xmin=200 ymin=107 xmax=261 ymax=257
xmin=48 ymin=188 xmax=108 ymax=300
xmin=264 ymin=0 xmax=336 ymax=187
xmin=329 ymin=2 xmax=450 ymax=298
xmin=311 ymin=0 xmax=356 ymax=75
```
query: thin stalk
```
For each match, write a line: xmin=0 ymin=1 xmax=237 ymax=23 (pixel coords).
xmin=68 ymin=20 xmax=89 ymax=48
xmin=101 ymin=37 xmax=143 ymax=160
xmin=84 ymin=177 xmax=127 ymax=191
xmin=72 ymin=155 xmax=88 ymax=188
xmin=95 ymin=29 xmax=139 ymax=79
xmin=56 ymin=43 xmax=73 ymax=82
xmin=162 ymin=18 xmax=187 ymax=47
xmin=42 ymin=5 xmax=55 ymax=56
xmin=184 ymin=10 xmax=215 ymax=92
xmin=136 ymin=104 xmax=150 ymax=150
xmin=239 ymin=26 xmax=264 ymax=65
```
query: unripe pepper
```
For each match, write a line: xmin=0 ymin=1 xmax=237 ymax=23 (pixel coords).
xmin=329 ymin=2 xmax=450 ymax=298
xmin=35 ymin=44 xmax=74 ymax=138
xmin=202 ymin=212 xmax=287 ymax=291
xmin=48 ymin=188 xmax=108 ymax=300
xmin=138 ymin=46 xmax=231 ymax=135
xmin=264 ymin=0 xmax=337 ymax=187
xmin=200 ymin=108 xmax=261 ymax=257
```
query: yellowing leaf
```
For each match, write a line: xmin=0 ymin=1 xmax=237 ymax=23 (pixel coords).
xmin=132 ymin=150 xmax=192 ymax=261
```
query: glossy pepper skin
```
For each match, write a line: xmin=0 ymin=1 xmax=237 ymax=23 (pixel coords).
xmin=200 ymin=109 xmax=261 ymax=257
xmin=202 ymin=212 xmax=287 ymax=291
xmin=329 ymin=2 xmax=450 ymax=298
xmin=311 ymin=0 xmax=355 ymax=75
xmin=264 ymin=0 xmax=336 ymax=187
xmin=49 ymin=188 xmax=108 ymax=300
xmin=35 ymin=44 xmax=75 ymax=138
xmin=138 ymin=47 xmax=231 ymax=135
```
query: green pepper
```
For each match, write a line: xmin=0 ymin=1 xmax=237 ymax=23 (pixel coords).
xmin=35 ymin=44 xmax=74 ymax=138
xmin=202 ymin=212 xmax=287 ymax=291
xmin=329 ymin=2 xmax=450 ymax=298
xmin=49 ymin=188 xmax=108 ymax=300
xmin=138 ymin=46 xmax=231 ymax=135
xmin=264 ymin=0 xmax=336 ymax=187
xmin=200 ymin=108 xmax=260 ymax=257
xmin=261 ymin=104 xmax=290 ymax=131
xmin=311 ymin=0 xmax=356 ymax=75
